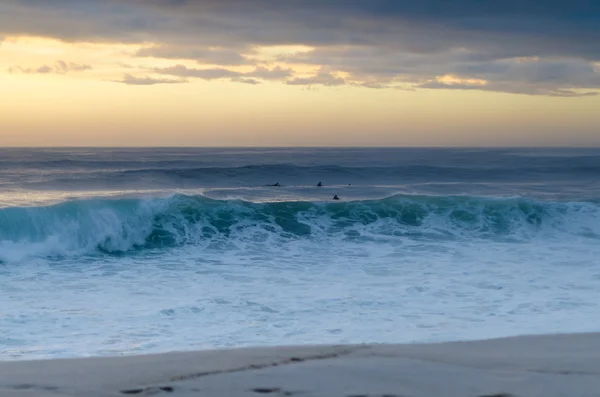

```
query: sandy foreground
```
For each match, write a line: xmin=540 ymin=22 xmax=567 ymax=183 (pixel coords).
xmin=1 ymin=333 xmax=599 ymax=397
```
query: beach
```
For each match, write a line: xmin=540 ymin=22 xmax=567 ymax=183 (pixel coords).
xmin=1 ymin=332 xmax=599 ymax=396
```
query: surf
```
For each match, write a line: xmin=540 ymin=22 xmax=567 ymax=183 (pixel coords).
xmin=1 ymin=194 xmax=599 ymax=263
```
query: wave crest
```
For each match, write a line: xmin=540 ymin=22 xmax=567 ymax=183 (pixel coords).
xmin=1 ymin=194 xmax=598 ymax=262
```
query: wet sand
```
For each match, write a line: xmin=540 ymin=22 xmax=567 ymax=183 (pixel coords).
xmin=1 ymin=332 xmax=599 ymax=396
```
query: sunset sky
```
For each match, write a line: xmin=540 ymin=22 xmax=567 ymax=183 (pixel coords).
xmin=1 ymin=0 xmax=599 ymax=147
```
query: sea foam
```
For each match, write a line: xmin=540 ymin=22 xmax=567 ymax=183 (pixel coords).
xmin=1 ymin=194 xmax=598 ymax=263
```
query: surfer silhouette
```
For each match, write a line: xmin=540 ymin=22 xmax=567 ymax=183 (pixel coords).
xmin=267 ymin=182 xmax=281 ymax=187
xmin=317 ymin=182 xmax=322 ymax=187
xmin=333 ymin=194 xmax=340 ymax=200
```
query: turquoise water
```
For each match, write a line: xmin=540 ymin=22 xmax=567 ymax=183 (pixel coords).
xmin=1 ymin=148 xmax=600 ymax=359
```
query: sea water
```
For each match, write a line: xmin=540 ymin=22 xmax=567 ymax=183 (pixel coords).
xmin=1 ymin=148 xmax=600 ymax=360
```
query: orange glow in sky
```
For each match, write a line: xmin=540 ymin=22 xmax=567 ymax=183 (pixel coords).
xmin=1 ymin=0 xmax=599 ymax=147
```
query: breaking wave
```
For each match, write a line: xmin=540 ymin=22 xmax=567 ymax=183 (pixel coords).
xmin=1 ymin=194 xmax=599 ymax=262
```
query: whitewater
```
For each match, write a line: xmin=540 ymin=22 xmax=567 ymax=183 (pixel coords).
xmin=1 ymin=148 xmax=600 ymax=360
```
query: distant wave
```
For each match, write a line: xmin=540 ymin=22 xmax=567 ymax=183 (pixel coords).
xmin=13 ymin=161 xmax=600 ymax=183
xmin=74 ymin=163 xmax=600 ymax=178
xmin=1 ymin=194 xmax=599 ymax=262
xmin=28 ymin=164 xmax=510 ymax=191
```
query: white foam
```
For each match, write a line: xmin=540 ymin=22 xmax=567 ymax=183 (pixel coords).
xmin=2 ymin=229 xmax=600 ymax=360
xmin=2 ymin=194 xmax=600 ymax=359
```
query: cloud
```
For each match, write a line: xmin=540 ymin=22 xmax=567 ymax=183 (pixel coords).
xmin=416 ymin=80 xmax=598 ymax=97
xmin=416 ymin=81 xmax=599 ymax=97
xmin=152 ymin=64 xmax=295 ymax=83
xmin=231 ymin=77 xmax=260 ymax=85
xmin=136 ymin=45 xmax=252 ymax=65
xmin=279 ymin=47 xmax=600 ymax=94
xmin=115 ymin=73 xmax=188 ymax=85
xmin=1 ymin=0 xmax=599 ymax=95
xmin=2 ymin=1 xmax=599 ymax=57
xmin=153 ymin=65 xmax=240 ymax=80
xmin=287 ymin=70 xmax=347 ymax=87
xmin=128 ymin=1 xmax=600 ymax=61
xmin=9 ymin=60 xmax=91 ymax=74
xmin=247 ymin=66 xmax=293 ymax=80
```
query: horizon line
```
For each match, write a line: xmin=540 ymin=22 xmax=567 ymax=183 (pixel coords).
xmin=1 ymin=145 xmax=600 ymax=149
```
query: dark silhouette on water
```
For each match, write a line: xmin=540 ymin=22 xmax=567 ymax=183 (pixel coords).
xmin=333 ymin=194 xmax=340 ymax=200
xmin=267 ymin=182 xmax=281 ymax=187
xmin=317 ymin=182 xmax=322 ymax=187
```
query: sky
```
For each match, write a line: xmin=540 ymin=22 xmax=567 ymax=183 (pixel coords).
xmin=1 ymin=0 xmax=599 ymax=147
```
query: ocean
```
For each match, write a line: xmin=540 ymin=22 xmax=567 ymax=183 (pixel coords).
xmin=1 ymin=147 xmax=600 ymax=360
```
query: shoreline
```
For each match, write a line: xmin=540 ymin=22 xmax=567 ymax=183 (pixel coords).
xmin=1 ymin=332 xmax=599 ymax=396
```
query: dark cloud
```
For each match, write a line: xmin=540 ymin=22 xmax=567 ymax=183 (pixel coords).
xmin=115 ymin=73 xmax=187 ymax=85
xmin=9 ymin=60 xmax=91 ymax=74
xmin=278 ymin=47 xmax=600 ymax=95
xmin=1 ymin=0 xmax=599 ymax=95
xmin=3 ymin=1 xmax=598 ymax=56
xmin=451 ymin=59 xmax=600 ymax=88
xmin=0 ymin=1 xmax=162 ymax=43
xmin=136 ymin=0 xmax=600 ymax=60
